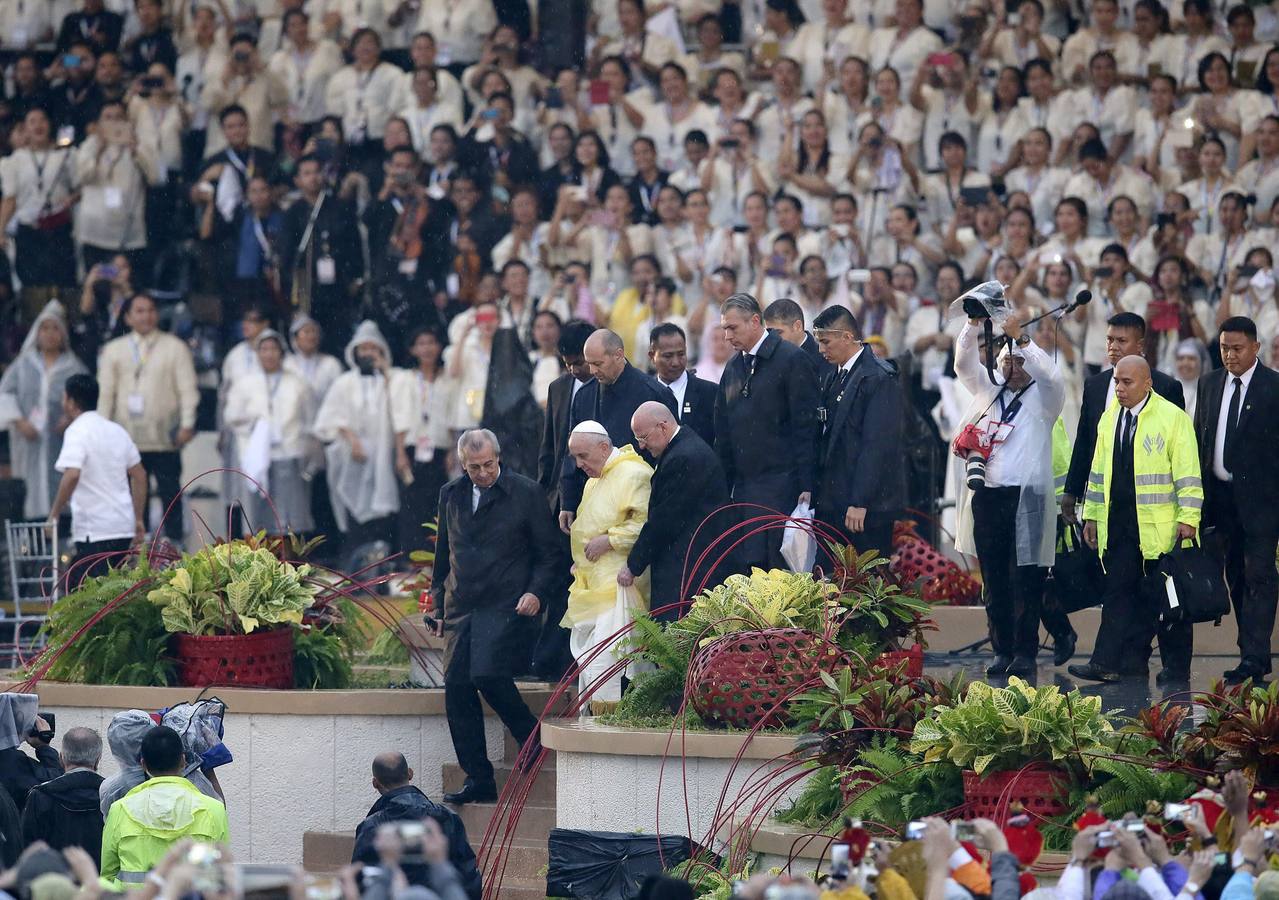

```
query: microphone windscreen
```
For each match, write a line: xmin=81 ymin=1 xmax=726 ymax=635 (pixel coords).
xmin=1074 ymin=289 xmax=1093 ymax=306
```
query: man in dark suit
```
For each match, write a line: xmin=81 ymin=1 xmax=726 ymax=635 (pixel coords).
xmin=57 ymin=0 xmax=124 ymax=53
xmin=432 ymin=429 xmax=559 ymax=805
xmin=715 ymin=293 xmax=820 ymax=569
xmin=648 ymin=323 xmax=717 ymax=447
xmin=558 ymin=330 xmax=677 ymax=533
xmin=811 ymin=306 xmax=905 ymax=559
xmin=1195 ymin=316 xmax=1279 ymax=683
xmin=1063 ymin=312 xmax=1186 ymax=524
xmin=764 ymin=298 xmax=832 ymax=381
xmin=530 ymin=319 xmax=594 ymax=680
xmin=196 ymin=105 xmax=278 ymax=192
xmin=620 ymin=402 xmax=730 ymax=620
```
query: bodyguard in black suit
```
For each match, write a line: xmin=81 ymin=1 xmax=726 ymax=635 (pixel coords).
xmin=715 ymin=294 xmax=820 ymax=569
xmin=811 ymin=307 xmax=905 ymax=559
xmin=763 ymin=298 xmax=832 ymax=382
xmin=648 ymin=323 xmax=717 ymax=447
xmin=621 ymin=402 xmax=730 ymax=620
xmin=1063 ymin=312 xmax=1186 ymax=522
xmin=531 ymin=320 xmax=595 ymax=680
xmin=558 ymin=330 xmax=677 ymax=531
xmin=1194 ymin=316 xmax=1279 ymax=683
xmin=432 ymin=430 xmax=560 ymax=805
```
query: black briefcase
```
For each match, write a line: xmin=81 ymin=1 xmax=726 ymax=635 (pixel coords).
xmin=1147 ymin=539 xmax=1231 ymax=625
xmin=1050 ymin=520 xmax=1104 ymax=614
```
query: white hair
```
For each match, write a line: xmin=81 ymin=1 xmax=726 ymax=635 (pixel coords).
xmin=457 ymin=428 xmax=501 ymax=459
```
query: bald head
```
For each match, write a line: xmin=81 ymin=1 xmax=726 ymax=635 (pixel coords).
xmin=371 ymin=751 xmax=412 ymax=793
xmin=632 ymin=400 xmax=679 ymax=457
xmin=1113 ymin=354 xmax=1152 ymax=410
xmin=584 ymin=329 xmax=627 ymax=385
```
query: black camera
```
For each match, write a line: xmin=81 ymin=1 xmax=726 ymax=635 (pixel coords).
xmin=141 ymin=75 xmax=164 ymax=91
xmin=1156 ymin=212 xmax=1176 ymax=227
xmin=356 ymin=354 xmax=377 ymax=376
xmin=962 ymin=294 xmax=990 ymax=318
xmin=1238 ymin=264 xmax=1260 ymax=278
xmin=1094 ymin=266 xmax=1114 ymax=278
xmin=233 ymin=49 xmax=251 ymax=64
xmin=29 ymin=711 xmax=54 ymax=743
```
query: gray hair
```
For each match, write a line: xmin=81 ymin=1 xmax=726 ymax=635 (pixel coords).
xmin=720 ymin=292 xmax=762 ymax=319
xmin=61 ymin=727 xmax=102 ymax=769
xmin=457 ymin=428 xmax=501 ymax=459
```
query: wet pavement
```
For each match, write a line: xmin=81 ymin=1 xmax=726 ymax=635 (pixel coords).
xmin=925 ymin=649 xmax=1251 ymax=717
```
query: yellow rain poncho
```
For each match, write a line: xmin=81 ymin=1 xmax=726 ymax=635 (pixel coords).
xmin=564 ymin=444 xmax=653 ymax=627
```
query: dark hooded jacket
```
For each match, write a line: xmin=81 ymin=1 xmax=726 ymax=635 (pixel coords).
xmin=22 ymin=769 xmax=105 ymax=865
xmin=352 ymin=785 xmax=481 ymax=900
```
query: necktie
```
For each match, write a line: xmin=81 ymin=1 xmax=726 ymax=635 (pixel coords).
xmin=1122 ymin=410 xmax=1134 ymax=454
xmin=1224 ymin=376 xmax=1243 ymax=471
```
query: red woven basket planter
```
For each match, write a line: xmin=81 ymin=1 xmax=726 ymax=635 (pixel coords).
xmin=962 ymin=767 xmax=1069 ymax=819
xmin=174 ymin=627 xmax=294 ymax=689
xmin=688 ymin=627 xmax=847 ymax=730
xmin=875 ymin=642 xmax=924 ymax=678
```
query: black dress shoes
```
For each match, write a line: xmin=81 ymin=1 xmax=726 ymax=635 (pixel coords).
xmin=1156 ymin=668 xmax=1190 ymax=686
xmin=1006 ymin=657 xmax=1037 ymax=677
xmin=986 ymin=654 xmax=1013 ymax=677
xmin=1224 ymin=663 xmax=1266 ymax=685
xmin=443 ymin=778 xmax=498 ymax=805
xmin=1067 ymin=663 xmax=1120 ymax=683
xmin=1052 ymin=632 xmax=1077 ymax=667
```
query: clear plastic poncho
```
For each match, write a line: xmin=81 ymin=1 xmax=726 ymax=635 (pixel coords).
xmin=98 ymin=709 xmax=220 ymax=817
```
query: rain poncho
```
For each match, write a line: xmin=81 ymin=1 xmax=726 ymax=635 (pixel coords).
xmin=0 ymin=693 xmax=36 ymax=752
xmin=0 ymin=302 xmax=88 ymax=518
xmin=565 ymin=444 xmax=652 ymax=627
xmin=99 ymin=710 xmax=218 ymax=817
xmin=161 ymin=700 xmax=232 ymax=773
xmin=0 ymin=693 xmax=62 ymax=811
xmin=99 ymin=776 xmax=229 ymax=890
xmin=312 ymin=321 xmax=400 ymax=529
xmin=953 ymin=318 xmax=1065 ymax=569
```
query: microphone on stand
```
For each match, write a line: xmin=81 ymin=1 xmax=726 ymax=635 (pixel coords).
xmin=1063 ymin=289 xmax=1093 ymax=314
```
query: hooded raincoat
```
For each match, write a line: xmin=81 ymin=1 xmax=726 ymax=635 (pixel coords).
xmin=99 ymin=776 xmax=229 ymax=890
xmin=98 ymin=711 xmax=218 ymax=818
xmin=312 ymin=320 xmax=401 ymax=529
xmin=0 ymin=693 xmax=62 ymax=812
xmin=953 ymin=321 xmax=1065 ymax=569
xmin=564 ymin=445 xmax=653 ymax=627
xmin=0 ymin=302 xmax=88 ymax=518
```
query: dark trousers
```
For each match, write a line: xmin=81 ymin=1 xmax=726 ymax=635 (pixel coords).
xmin=529 ymin=524 xmax=574 ymax=680
xmin=74 ymin=538 xmax=132 ymax=580
xmin=815 ymin=508 xmax=897 ymax=562
xmin=971 ymin=486 xmax=1046 ymax=659
xmin=397 ymin=451 xmax=447 ymax=553
xmin=139 ymin=451 xmax=183 ymax=542
xmin=444 ymin=620 xmax=539 ymax=783
xmin=1209 ymin=480 xmax=1279 ymax=672
xmin=1090 ymin=536 xmax=1159 ymax=673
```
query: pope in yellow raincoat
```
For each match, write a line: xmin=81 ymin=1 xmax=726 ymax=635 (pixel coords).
xmin=564 ymin=421 xmax=652 ymax=702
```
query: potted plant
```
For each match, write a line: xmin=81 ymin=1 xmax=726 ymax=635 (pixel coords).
xmin=910 ymin=677 xmax=1116 ymax=818
xmin=826 ymin=545 xmax=934 ymax=675
xmin=147 ymin=541 xmax=319 ymax=689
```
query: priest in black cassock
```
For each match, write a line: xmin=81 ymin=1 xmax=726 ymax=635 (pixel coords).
xmin=432 ymin=429 xmax=559 ymax=806
xmin=557 ymin=329 xmax=677 ymax=534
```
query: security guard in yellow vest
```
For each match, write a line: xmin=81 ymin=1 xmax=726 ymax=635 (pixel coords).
xmin=1068 ymin=356 xmax=1203 ymax=684
xmin=1042 ymin=418 xmax=1080 ymax=665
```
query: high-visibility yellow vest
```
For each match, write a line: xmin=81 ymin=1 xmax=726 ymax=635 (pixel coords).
xmin=1052 ymin=418 xmax=1070 ymax=500
xmin=1081 ymin=390 xmax=1203 ymax=560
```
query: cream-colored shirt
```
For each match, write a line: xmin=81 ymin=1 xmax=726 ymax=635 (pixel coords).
xmin=98 ymin=331 xmax=199 ymax=452
xmin=0 ymin=147 xmax=75 ymax=226
xmin=269 ymin=39 xmax=344 ymax=125
xmin=201 ymin=69 xmax=289 ymax=156
xmin=74 ymin=136 xmax=163 ymax=250
xmin=225 ymin=368 xmax=315 ymax=461
xmin=325 ymin=62 xmax=402 ymax=141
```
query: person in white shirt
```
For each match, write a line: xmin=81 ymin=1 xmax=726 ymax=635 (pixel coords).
xmin=414 ymin=0 xmax=497 ymax=69
xmin=1060 ymin=0 xmax=1138 ymax=82
xmin=48 ymin=373 xmax=147 ymax=578
xmin=754 ymin=58 xmax=816 ymax=165
xmin=325 ymin=28 xmax=403 ymax=155
xmin=201 ymin=33 xmax=289 ymax=157
xmin=1062 ymin=138 xmax=1156 ymax=237
xmin=268 ymin=10 xmax=344 ymax=132
xmin=390 ymin=326 xmax=454 ymax=550
xmin=867 ymin=0 xmax=942 ymax=87
xmin=1178 ymin=135 xmax=1242 ymax=236
xmin=1068 ymin=50 xmax=1137 ymax=162
xmin=399 ymin=66 xmax=464 ymax=161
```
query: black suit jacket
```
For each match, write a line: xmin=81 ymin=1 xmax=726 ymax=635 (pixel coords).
xmin=538 ymin=372 xmax=577 ymax=507
xmin=628 ymin=427 xmax=730 ymax=612
xmin=1195 ymin=363 xmax=1279 ymax=532
xmin=801 ymin=333 xmax=834 ymax=381
xmin=714 ymin=330 xmax=820 ymax=500
xmin=560 ymin=363 xmax=678 ymax=512
xmin=816 ymin=351 xmax=906 ymax=516
xmin=432 ymin=469 xmax=559 ymax=678
xmin=57 ymin=10 xmax=124 ymax=52
xmin=1065 ymin=367 xmax=1185 ymax=500
xmin=675 ymin=373 xmax=718 ymax=447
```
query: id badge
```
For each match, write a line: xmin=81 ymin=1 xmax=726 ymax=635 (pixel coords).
xmin=127 ymin=392 xmax=145 ymax=418
xmin=415 ymin=436 xmax=435 ymax=461
xmin=398 ymin=256 xmax=418 ymax=276
xmin=269 ymin=421 xmax=282 ymax=447
xmin=104 ymin=186 xmax=124 ymax=210
xmin=316 ymin=256 xmax=337 ymax=284
xmin=436 ymin=42 xmax=453 ymax=67
xmin=28 ymin=405 xmax=46 ymax=431
xmin=12 ymin=27 xmax=28 ymax=47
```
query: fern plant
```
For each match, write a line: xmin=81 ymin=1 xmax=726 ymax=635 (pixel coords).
xmin=842 ymin=736 xmax=964 ymax=830
xmin=292 ymin=627 xmax=353 ymax=689
xmin=774 ymin=763 xmax=846 ymax=828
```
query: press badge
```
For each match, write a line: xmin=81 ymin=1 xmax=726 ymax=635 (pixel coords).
xmin=436 ymin=42 xmax=453 ymax=66
xmin=415 ymin=436 xmax=435 ymax=461
xmin=315 ymin=256 xmax=336 ymax=284
xmin=127 ymin=393 xmax=145 ymax=417
xmin=104 ymin=187 xmax=123 ymax=210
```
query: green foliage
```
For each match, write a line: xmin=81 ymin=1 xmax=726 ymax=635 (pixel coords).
xmin=292 ymin=626 xmax=353 ymax=689
xmin=910 ymin=677 xmax=1115 ymax=775
xmin=610 ymin=613 xmax=691 ymax=721
xmin=828 ymin=547 xmax=933 ymax=654
xmin=671 ymin=849 xmax=758 ymax=899
xmin=774 ymin=764 xmax=846 ymax=828
xmin=35 ymin=565 xmax=176 ymax=686
xmin=1063 ymin=756 xmax=1198 ymax=822
xmin=668 ymin=568 xmax=843 ymax=653
xmin=842 ymin=736 xmax=964 ymax=830
xmin=147 ymin=542 xmax=318 ymax=636
xmin=368 ymin=627 xmax=412 ymax=666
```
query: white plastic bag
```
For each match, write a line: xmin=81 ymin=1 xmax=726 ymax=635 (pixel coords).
xmin=780 ymin=502 xmax=816 ymax=573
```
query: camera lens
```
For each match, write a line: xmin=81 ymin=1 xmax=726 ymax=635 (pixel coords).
xmin=965 ymin=452 xmax=987 ymax=489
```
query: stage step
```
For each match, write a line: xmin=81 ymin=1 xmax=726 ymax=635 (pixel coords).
xmin=458 ymin=800 xmax=557 ymax=843
xmin=443 ymin=762 xmax=556 ymax=805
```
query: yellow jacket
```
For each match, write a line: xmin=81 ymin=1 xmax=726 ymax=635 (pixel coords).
xmin=1082 ymin=390 xmax=1203 ymax=560
xmin=1053 ymin=418 xmax=1070 ymax=500
xmin=100 ymin=776 xmax=229 ymax=891
xmin=565 ymin=445 xmax=653 ymax=626
xmin=607 ymin=288 xmax=686 ymax=365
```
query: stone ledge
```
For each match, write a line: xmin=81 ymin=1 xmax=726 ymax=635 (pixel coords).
xmin=541 ymin=717 xmax=797 ymax=760
xmin=2 ymin=680 xmax=558 ymax=717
